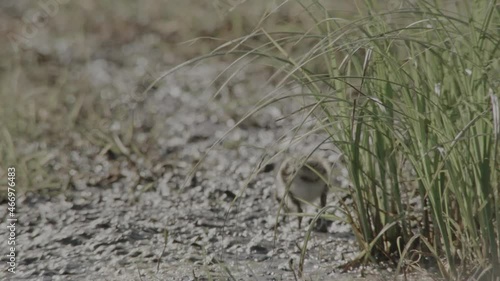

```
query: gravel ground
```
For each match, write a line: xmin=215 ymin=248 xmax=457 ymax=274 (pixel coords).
xmin=0 ymin=61 xmax=430 ymax=280
xmin=0 ymin=60 xmax=359 ymax=280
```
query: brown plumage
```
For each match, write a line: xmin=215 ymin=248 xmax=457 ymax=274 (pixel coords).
xmin=275 ymin=156 xmax=330 ymax=231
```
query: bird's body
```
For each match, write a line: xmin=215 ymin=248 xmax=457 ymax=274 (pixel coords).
xmin=275 ymin=156 xmax=330 ymax=231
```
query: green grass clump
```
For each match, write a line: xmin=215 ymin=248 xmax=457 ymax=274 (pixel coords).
xmin=188 ymin=0 xmax=499 ymax=279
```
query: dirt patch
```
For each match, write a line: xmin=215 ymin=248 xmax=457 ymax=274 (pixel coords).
xmin=1 ymin=61 xmax=431 ymax=280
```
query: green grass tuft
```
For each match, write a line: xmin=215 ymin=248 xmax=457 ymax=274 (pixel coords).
xmin=192 ymin=0 xmax=499 ymax=279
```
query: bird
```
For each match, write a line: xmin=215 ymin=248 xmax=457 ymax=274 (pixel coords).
xmin=275 ymin=156 xmax=330 ymax=232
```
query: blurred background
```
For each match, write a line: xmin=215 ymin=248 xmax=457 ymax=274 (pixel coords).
xmin=0 ymin=0 xmax=368 ymax=194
